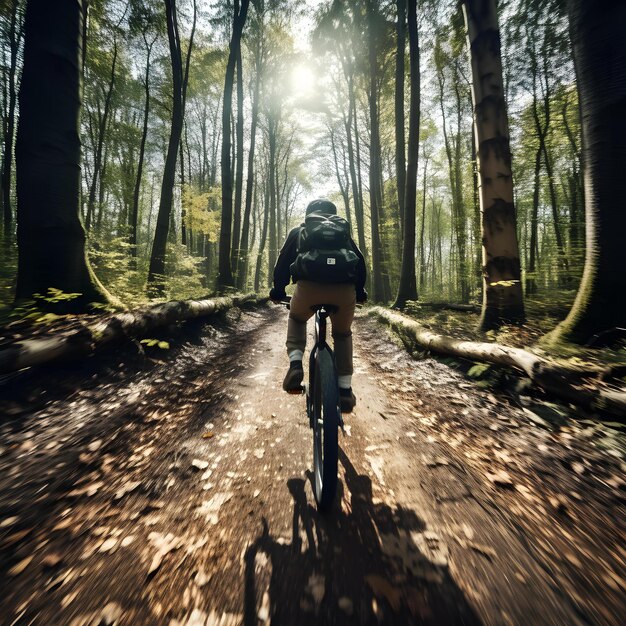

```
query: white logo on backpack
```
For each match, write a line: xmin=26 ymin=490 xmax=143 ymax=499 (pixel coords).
xmin=327 ymin=258 xmax=336 ymax=265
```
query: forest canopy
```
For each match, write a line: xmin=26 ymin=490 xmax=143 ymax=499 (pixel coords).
xmin=1 ymin=0 xmax=624 ymax=344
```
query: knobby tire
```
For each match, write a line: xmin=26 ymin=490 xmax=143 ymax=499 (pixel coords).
xmin=312 ymin=348 xmax=339 ymax=512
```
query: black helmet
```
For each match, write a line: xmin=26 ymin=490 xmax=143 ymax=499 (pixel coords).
xmin=305 ymin=198 xmax=337 ymax=216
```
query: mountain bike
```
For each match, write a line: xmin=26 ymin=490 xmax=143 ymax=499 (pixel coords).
xmin=283 ymin=299 xmax=342 ymax=512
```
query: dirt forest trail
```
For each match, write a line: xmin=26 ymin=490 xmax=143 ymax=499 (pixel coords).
xmin=0 ymin=305 xmax=624 ymax=626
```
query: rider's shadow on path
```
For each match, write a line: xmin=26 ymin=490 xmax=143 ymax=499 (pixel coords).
xmin=243 ymin=450 xmax=482 ymax=625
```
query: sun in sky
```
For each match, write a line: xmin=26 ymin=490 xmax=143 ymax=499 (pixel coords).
xmin=290 ymin=63 xmax=316 ymax=99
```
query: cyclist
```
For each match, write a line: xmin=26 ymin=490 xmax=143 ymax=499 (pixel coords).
xmin=269 ymin=199 xmax=367 ymax=413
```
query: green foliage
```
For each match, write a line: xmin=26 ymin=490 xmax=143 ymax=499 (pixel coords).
xmin=88 ymin=236 xmax=147 ymax=307
xmin=163 ymin=243 xmax=208 ymax=301
xmin=182 ymin=185 xmax=221 ymax=240
xmin=87 ymin=235 xmax=210 ymax=306
xmin=467 ymin=363 xmax=491 ymax=379
xmin=34 ymin=287 xmax=82 ymax=304
xmin=140 ymin=338 xmax=170 ymax=349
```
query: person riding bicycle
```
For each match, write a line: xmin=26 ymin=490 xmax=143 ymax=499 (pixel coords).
xmin=269 ymin=199 xmax=367 ymax=413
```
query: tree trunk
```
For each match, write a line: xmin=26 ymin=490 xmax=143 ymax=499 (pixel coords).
xmin=254 ymin=174 xmax=270 ymax=293
xmin=437 ymin=63 xmax=466 ymax=302
xmin=147 ymin=0 xmax=186 ymax=295
xmin=267 ymin=117 xmax=278 ymax=282
xmin=179 ymin=0 xmax=197 ymax=250
xmin=180 ymin=130 xmax=187 ymax=246
xmin=15 ymin=0 xmax=115 ymax=310
xmin=394 ymin=0 xmax=406 ymax=235
xmin=344 ymin=87 xmax=367 ymax=265
xmin=419 ymin=153 xmax=428 ymax=291
xmin=131 ymin=35 xmax=154 ymax=257
xmin=462 ymin=0 xmax=525 ymax=330
xmin=86 ymin=38 xmax=118 ymax=231
xmin=340 ymin=136 xmax=353 ymax=227
xmin=330 ymin=126 xmax=351 ymax=223
xmin=452 ymin=82 xmax=469 ymax=302
xmin=393 ymin=0 xmax=419 ymax=309
xmin=231 ymin=43 xmax=245 ymax=276
xmin=97 ymin=130 xmax=110 ymax=230
xmin=237 ymin=45 xmax=261 ymax=290
xmin=351 ymin=87 xmax=369 ymax=295
xmin=217 ymin=0 xmax=250 ymax=290
xmin=366 ymin=0 xmax=387 ymax=303
xmin=561 ymin=96 xmax=585 ymax=264
xmin=1 ymin=1 xmax=21 ymax=238
xmin=567 ymin=168 xmax=583 ymax=268
xmin=550 ymin=0 xmax=626 ymax=344
xmin=526 ymin=144 xmax=541 ymax=294
xmin=470 ymin=110 xmax=481 ymax=288
xmin=540 ymin=136 xmax=569 ymax=283
xmin=274 ymin=157 xmax=282 ymax=255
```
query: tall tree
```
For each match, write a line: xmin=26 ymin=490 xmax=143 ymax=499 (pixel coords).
xmin=230 ymin=42 xmax=245 ymax=275
xmin=393 ymin=0 xmax=419 ymax=308
xmin=550 ymin=0 xmax=626 ymax=343
xmin=217 ymin=0 xmax=250 ymax=290
xmin=129 ymin=0 xmax=161 ymax=258
xmin=179 ymin=0 xmax=197 ymax=248
xmin=84 ymin=5 xmax=127 ymax=231
xmin=237 ymin=4 xmax=264 ymax=289
xmin=15 ymin=0 xmax=114 ymax=309
xmin=394 ymin=0 xmax=406 ymax=234
xmin=147 ymin=0 xmax=195 ymax=294
xmin=254 ymin=162 xmax=270 ymax=292
xmin=365 ymin=0 xmax=391 ymax=303
xmin=344 ymin=83 xmax=368 ymax=266
xmin=462 ymin=0 xmax=525 ymax=330
xmin=1 ymin=0 xmax=22 ymax=238
xmin=527 ymin=22 xmax=569 ymax=284
xmin=266 ymin=111 xmax=278 ymax=280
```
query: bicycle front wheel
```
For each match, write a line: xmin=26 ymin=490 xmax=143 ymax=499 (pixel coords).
xmin=311 ymin=347 xmax=339 ymax=512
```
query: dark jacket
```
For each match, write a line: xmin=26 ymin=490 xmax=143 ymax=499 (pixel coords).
xmin=273 ymin=225 xmax=367 ymax=292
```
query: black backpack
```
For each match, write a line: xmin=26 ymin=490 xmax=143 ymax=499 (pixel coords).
xmin=290 ymin=213 xmax=359 ymax=283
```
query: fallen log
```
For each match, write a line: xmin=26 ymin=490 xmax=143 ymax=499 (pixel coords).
xmin=0 ymin=294 xmax=258 ymax=375
xmin=369 ymin=307 xmax=626 ymax=419
xmin=410 ymin=301 xmax=480 ymax=313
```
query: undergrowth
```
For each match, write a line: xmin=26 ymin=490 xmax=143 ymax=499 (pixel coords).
xmin=402 ymin=293 xmax=626 ymax=371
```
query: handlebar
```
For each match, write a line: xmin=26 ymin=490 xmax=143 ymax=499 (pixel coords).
xmin=272 ymin=296 xmax=364 ymax=309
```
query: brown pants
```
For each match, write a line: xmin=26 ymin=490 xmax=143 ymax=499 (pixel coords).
xmin=287 ymin=280 xmax=356 ymax=376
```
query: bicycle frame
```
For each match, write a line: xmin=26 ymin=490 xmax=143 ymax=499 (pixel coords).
xmin=308 ymin=307 xmax=329 ymax=428
xmin=314 ymin=306 xmax=329 ymax=348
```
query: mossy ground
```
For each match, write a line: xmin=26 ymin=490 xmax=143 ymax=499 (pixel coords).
xmin=402 ymin=291 xmax=626 ymax=374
